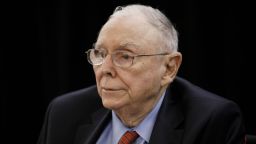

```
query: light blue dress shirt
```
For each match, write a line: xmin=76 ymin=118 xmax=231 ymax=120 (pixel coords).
xmin=97 ymin=91 xmax=166 ymax=144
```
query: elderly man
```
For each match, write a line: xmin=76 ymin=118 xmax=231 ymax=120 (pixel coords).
xmin=37 ymin=4 xmax=245 ymax=144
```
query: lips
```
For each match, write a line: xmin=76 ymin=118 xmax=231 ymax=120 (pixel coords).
xmin=101 ymin=87 xmax=121 ymax=91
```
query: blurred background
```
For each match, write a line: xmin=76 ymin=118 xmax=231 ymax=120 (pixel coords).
xmin=3 ymin=0 xmax=255 ymax=144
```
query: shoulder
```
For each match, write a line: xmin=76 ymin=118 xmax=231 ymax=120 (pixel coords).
xmin=47 ymin=85 xmax=102 ymax=120
xmin=51 ymin=85 xmax=99 ymax=105
xmin=169 ymin=77 xmax=245 ymax=143
xmin=171 ymin=77 xmax=242 ymax=115
xmin=51 ymin=85 xmax=100 ymax=107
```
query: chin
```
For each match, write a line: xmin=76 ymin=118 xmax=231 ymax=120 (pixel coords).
xmin=102 ymin=100 xmax=124 ymax=111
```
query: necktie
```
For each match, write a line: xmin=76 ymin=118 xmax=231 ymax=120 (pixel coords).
xmin=118 ymin=131 xmax=139 ymax=144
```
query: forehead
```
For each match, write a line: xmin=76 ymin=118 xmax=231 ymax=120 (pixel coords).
xmin=95 ymin=15 xmax=161 ymax=53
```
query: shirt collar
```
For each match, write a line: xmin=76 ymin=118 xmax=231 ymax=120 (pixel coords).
xmin=112 ymin=91 xmax=166 ymax=143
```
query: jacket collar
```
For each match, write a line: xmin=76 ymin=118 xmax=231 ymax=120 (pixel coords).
xmin=75 ymin=84 xmax=184 ymax=144
xmin=74 ymin=108 xmax=111 ymax=144
xmin=149 ymin=86 xmax=184 ymax=144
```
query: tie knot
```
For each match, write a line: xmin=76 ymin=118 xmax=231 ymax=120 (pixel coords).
xmin=118 ymin=131 xmax=139 ymax=144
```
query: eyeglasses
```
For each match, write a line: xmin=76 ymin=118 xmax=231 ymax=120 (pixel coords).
xmin=85 ymin=48 xmax=170 ymax=68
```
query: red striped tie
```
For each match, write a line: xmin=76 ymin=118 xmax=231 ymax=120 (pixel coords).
xmin=118 ymin=131 xmax=139 ymax=144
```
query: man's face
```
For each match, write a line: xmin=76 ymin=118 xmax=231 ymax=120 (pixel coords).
xmin=93 ymin=16 xmax=167 ymax=112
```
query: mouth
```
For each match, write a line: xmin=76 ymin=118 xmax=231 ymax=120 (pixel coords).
xmin=101 ymin=87 xmax=121 ymax=91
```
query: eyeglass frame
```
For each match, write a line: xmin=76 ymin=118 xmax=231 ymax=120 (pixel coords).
xmin=85 ymin=48 xmax=171 ymax=68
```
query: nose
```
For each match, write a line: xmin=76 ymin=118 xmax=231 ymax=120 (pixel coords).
xmin=100 ymin=54 xmax=116 ymax=77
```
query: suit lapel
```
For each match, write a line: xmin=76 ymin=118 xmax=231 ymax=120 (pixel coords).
xmin=149 ymin=87 xmax=184 ymax=144
xmin=74 ymin=108 xmax=111 ymax=144
xmin=75 ymin=81 xmax=185 ymax=144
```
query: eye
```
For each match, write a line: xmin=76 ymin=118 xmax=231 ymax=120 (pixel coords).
xmin=111 ymin=51 xmax=136 ymax=67
xmin=93 ymin=49 xmax=105 ymax=58
xmin=113 ymin=51 xmax=134 ymax=64
xmin=121 ymin=53 xmax=133 ymax=60
xmin=115 ymin=52 xmax=133 ymax=60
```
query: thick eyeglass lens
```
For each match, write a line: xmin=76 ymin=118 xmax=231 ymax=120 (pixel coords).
xmin=112 ymin=51 xmax=134 ymax=67
xmin=87 ymin=49 xmax=105 ymax=65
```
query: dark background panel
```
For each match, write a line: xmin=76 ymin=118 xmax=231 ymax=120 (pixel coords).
xmin=4 ymin=0 xmax=255 ymax=144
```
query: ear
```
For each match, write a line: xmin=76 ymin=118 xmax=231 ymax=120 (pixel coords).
xmin=161 ymin=52 xmax=182 ymax=86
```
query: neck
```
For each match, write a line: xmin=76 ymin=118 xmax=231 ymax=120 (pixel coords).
xmin=114 ymin=88 xmax=165 ymax=127
xmin=115 ymin=108 xmax=151 ymax=127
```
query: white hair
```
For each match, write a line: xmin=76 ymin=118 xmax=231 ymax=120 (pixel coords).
xmin=109 ymin=4 xmax=179 ymax=52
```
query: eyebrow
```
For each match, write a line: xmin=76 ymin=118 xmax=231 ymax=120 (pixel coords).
xmin=93 ymin=43 xmax=106 ymax=51
xmin=118 ymin=42 xmax=140 ymax=50
xmin=94 ymin=42 xmax=140 ymax=51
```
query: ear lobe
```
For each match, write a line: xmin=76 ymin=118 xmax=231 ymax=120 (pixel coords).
xmin=161 ymin=52 xmax=182 ymax=86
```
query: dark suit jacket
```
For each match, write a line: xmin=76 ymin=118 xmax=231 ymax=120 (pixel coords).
xmin=37 ymin=77 xmax=245 ymax=144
